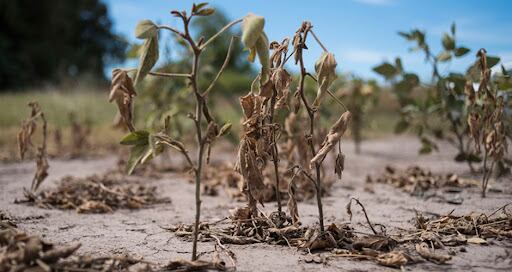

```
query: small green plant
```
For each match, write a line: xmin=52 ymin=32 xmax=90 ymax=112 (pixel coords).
xmin=109 ymin=3 xmax=243 ymax=261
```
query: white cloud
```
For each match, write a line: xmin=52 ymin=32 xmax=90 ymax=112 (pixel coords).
xmin=353 ymin=0 xmax=394 ymax=6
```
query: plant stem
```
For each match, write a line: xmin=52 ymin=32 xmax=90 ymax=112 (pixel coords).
xmin=296 ymin=24 xmax=325 ymax=232
xmin=268 ymin=89 xmax=282 ymax=214
xmin=200 ymin=18 xmax=242 ymax=50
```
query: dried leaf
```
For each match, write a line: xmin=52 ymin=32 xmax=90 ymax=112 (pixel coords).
xmin=109 ymin=69 xmax=137 ymax=131
xmin=310 ymin=111 xmax=351 ymax=167
xmin=376 ymin=251 xmax=409 ymax=268
xmin=135 ymin=19 xmax=158 ymax=39
xmin=256 ymin=33 xmax=270 ymax=84
xmin=415 ymin=242 xmax=451 ymax=264
xmin=313 ymin=52 xmax=337 ymax=107
xmin=334 ymin=152 xmax=345 ymax=179
xmin=135 ymin=35 xmax=159 ymax=85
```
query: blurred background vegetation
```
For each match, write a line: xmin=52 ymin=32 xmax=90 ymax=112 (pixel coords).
xmin=4 ymin=1 xmax=509 ymax=163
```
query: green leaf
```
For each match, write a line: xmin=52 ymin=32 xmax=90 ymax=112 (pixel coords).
xmin=373 ymin=62 xmax=398 ymax=79
xmin=135 ymin=20 xmax=158 ymax=39
xmin=192 ymin=2 xmax=208 ymax=13
xmin=120 ymin=130 xmax=149 ymax=145
xmin=196 ymin=8 xmax=215 ymax=16
xmin=241 ymin=13 xmax=265 ymax=49
xmin=436 ymin=51 xmax=452 ymax=62
xmin=395 ymin=57 xmax=403 ymax=73
xmin=487 ymin=56 xmax=501 ymax=68
xmin=442 ymin=33 xmax=455 ymax=50
xmin=126 ymin=43 xmax=142 ymax=59
xmin=218 ymin=123 xmax=232 ymax=136
xmin=126 ymin=144 xmax=150 ymax=175
xmin=135 ymin=35 xmax=159 ymax=85
xmin=454 ymin=47 xmax=470 ymax=57
xmin=394 ymin=119 xmax=409 ymax=134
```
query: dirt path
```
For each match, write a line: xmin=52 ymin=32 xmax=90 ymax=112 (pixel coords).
xmin=1 ymin=136 xmax=511 ymax=271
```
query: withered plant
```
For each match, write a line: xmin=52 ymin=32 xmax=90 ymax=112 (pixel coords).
xmin=17 ymin=102 xmax=49 ymax=194
xmin=466 ymin=49 xmax=509 ymax=197
xmin=109 ymin=3 xmax=249 ymax=262
xmin=289 ymin=22 xmax=351 ymax=232
xmin=235 ymin=20 xmax=350 ymax=233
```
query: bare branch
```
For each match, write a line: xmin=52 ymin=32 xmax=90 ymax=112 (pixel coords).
xmin=310 ymin=29 xmax=328 ymax=52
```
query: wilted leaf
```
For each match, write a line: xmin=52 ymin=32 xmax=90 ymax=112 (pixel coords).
xmin=334 ymin=152 xmax=345 ymax=179
xmin=109 ymin=69 xmax=137 ymax=131
xmin=415 ymin=242 xmax=451 ymax=264
xmin=241 ymin=13 xmax=265 ymax=49
xmin=313 ymin=52 xmax=337 ymax=107
xmin=310 ymin=111 xmax=351 ymax=167
xmin=195 ymin=8 xmax=215 ymax=16
xmin=256 ymin=33 xmax=270 ymax=84
xmin=135 ymin=35 xmax=159 ymax=85
xmin=218 ymin=123 xmax=232 ymax=136
xmin=126 ymin=144 xmax=151 ymax=175
xmin=135 ymin=20 xmax=158 ymax=39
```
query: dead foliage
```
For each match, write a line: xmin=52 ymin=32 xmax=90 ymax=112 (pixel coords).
xmin=367 ymin=165 xmax=479 ymax=196
xmin=0 ymin=222 xmax=152 ymax=271
xmin=68 ymin=112 xmax=92 ymax=158
xmin=17 ymin=102 xmax=50 ymax=193
xmin=19 ymin=172 xmax=169 ymax=213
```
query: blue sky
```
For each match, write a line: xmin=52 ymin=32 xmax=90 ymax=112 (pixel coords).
xmin=104 ymin=0 xmax=512 ymax=80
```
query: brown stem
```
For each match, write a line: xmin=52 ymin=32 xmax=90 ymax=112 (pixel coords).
xmin=268 ymin=89 xmax=282 ymax=214
xmin=296 ymin=24 xmax=325 ymax=232
xmin=482 ymin=149 xmax=489 ymax=198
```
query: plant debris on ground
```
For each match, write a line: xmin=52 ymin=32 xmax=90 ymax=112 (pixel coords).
xmin=18 ymin=172 xmax=170 ymax=213
xmin=0 ymin=219 xmax=154 ymax=271
xmin=367 ymin=165 xmax=479 ymax=198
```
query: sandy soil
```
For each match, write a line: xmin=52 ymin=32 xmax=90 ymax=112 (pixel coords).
xmin=1 ymin=136 xmax=511 ymax=271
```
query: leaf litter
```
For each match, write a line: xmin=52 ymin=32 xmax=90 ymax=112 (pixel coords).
xmin=18 ymin=172 xmax=170 ymax=213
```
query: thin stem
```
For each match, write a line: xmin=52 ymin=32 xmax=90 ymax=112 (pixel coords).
xmin=200 ymin=18 xmax=243 ymax=50
xmin=269 ymin=88 xmax=282 ymax=214
xmin=158 ymin=25 xmax=185 ymax=38
xmin=296 ymin=24 xmax=325 ymax=232
xmin=124 ymin=69 xmax=190 ymax=78
xmin=202 ymin=36 xmax=238 ymax=96
xmin=309 ymin=29 xmax=328 ymax=52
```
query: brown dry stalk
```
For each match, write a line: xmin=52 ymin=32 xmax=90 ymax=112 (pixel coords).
xmin=17 ymin=102 xmax=49 ymax=193
xmin=466 ymin=49 xmax=509 ymax=197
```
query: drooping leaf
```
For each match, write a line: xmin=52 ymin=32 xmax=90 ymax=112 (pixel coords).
xmin=126 ymin=143 xmax=151 ymax=175
xmin=120 ymin=130 xmax=149 ymax=145
xmin=218 ymin=123 xmax=232 ymax=136
xmin=109 ymin=69 xmax=137 ymax=131
xmin=135 ymin=20 xmax=158 ymax=39
xmin=255 ymin=33 xmax=270 ymax=84
xmin=241 ymin=13 xmax=265 ymax=49
xmin=135 ymin=35 xmax=159 ymax=85
xmin=313 ymin=52 xmax=337 ymax=107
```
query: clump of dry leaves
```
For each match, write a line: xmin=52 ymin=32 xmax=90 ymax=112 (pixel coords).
xmin=367 ymin=165 xmax=479 ymax=196
xmin=20 ymin=172 xmax=169 ymax=213
xmin=466 ymin=49 xmax=510 ymax=197
xmin=17 ymin=102 xmax=49 ymax=193
xmin=0 ymin=221 xmax=152 ymax=271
